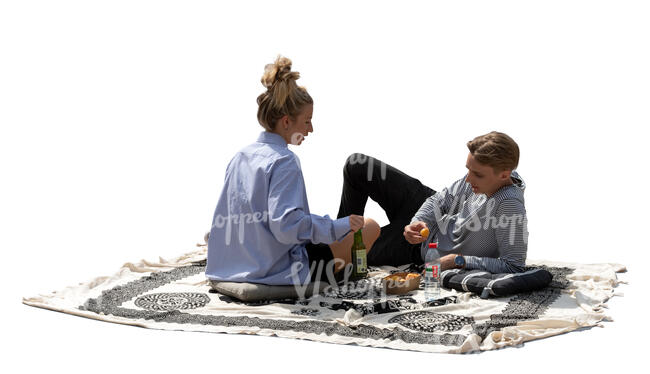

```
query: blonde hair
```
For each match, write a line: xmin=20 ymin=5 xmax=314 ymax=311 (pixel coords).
xmin=256 ymin=55 xmax=313 ymax=131
xmin=467 ymin=131 xmax=520 ymax=172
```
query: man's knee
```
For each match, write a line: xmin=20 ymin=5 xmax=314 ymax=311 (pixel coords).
xmin=343 ymin=153 xmax=370 ymax=179
xmin=344 ymin=153 xmax=369 ymax=167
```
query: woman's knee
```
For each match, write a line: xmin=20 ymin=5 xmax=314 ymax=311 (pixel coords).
xmin=363 ymin=217 xmax=381 ymax=244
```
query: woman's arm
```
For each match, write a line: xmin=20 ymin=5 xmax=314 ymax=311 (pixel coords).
xmin=267 ymin=156 xmax=351 ymax=245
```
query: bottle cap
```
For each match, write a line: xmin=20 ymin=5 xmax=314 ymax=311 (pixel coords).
xmin=428 ymin=243 xmax=438 ymax=249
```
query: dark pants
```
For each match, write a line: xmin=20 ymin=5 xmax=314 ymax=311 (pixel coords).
xmin=336 ymin=153 xmax=436 ymax=266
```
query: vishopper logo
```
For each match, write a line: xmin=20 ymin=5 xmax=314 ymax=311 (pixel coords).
xmin=425 ymin=193 xmax=529 ymax=246
xmin=290 ymin=132 xmax=304 ymax=145
xmin=287 ymin=259 xmax=391 ymax=300
xmin=211 ymin=211 xmax=270 ymax=245
xmin=287 ymin=258 xmax=342 ymax=299
xmin=346 ymin=153 xmax=388 ymax=182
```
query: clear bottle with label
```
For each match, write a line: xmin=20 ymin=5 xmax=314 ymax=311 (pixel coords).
xmin=424 ymin=242 xmax=441 ymax=301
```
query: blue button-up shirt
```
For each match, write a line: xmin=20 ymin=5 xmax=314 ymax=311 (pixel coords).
xmin=206 ymin=131 xmax=351 ymax=285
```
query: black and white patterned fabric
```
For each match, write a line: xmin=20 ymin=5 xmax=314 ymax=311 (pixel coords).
xmin=23 ymin=249 xmax=626 ymax=354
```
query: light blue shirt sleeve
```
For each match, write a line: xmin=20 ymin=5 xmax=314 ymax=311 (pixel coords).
xmin=268 ymin=156 xmax=351 ymax=245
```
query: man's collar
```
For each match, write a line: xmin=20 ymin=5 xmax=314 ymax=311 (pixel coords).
xmin=257 ymin=131 xmax=288 ymax=147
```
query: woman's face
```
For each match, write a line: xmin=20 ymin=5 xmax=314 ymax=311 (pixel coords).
xmin=279 ymin=104 xmax=313 ymax=145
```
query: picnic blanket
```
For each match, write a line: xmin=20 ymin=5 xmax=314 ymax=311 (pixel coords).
xmin=22 ymin=244 xmax=626 ymax=354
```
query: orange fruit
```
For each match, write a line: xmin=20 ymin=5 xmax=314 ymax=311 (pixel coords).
xmin=420 ymin=228 xmax=430 ymax=238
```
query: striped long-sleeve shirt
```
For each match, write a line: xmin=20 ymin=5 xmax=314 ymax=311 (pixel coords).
xmin=411 ymin=171 xmax=528 ymax=273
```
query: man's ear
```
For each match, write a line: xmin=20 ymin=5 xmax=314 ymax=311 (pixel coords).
xmin=500 ymin=170 xmax=512 ymax=181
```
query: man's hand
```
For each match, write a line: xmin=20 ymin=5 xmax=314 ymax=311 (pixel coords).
xmin=419 ymin=254 xmax=460 ymax=275
xmin=349 ymin=214 xmax=364 ymax=232
xmin=404 ymin=221 xmax=428 ymax=244
xmin=440 ymin=254 xmax=459 ymax=271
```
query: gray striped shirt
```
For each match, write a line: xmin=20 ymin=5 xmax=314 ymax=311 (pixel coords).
xmin=411 ymin=171 xmax=528 ymax=273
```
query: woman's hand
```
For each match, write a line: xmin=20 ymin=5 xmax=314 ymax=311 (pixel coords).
xmin=349 ymin=214 xmax=364 ymax=232
xmin=404 ymin=221 xmax=428 ymax=244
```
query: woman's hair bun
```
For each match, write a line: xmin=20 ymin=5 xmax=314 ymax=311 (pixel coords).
xmin=261 ymin=55 xmax=300 ymax=89
xmin=256 ymin=55 xmax=312 ymax=132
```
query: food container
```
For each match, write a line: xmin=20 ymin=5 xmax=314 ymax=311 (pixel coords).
xmin=382 ymin=272 xmax=422 ymax=295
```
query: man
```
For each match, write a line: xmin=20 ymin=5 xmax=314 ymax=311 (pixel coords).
xmin=336 ymin=131 xmax=527 ymax=273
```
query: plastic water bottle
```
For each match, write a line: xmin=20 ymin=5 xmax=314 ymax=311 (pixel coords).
xmin=424 ymin=242 xmax=441 ymax=301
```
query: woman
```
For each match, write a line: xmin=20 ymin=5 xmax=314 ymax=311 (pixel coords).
xmin=206 ymin=56 xmax=380 ymax=286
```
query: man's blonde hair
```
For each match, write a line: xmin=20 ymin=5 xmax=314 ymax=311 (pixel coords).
xmin=467 ymin=131 xmax=520 ymax=172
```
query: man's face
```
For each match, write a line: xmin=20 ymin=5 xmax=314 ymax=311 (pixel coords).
xmin=465 ymin=152 xmax=512 ymax=197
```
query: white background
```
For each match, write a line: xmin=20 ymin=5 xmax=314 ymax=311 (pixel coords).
xmin=2 ymin=0 xmax=648 ymax=372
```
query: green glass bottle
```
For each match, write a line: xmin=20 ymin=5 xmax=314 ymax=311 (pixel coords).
xmin=350 ymin=229 xmax=368 ymax=279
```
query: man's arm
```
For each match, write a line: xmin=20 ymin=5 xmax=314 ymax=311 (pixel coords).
xmin=410 ymin=175 xmax=471 ymax=232
xmin=464 ymin=199 xmax=528 ymax=273
xmin=463 ymin=256 xmax=525 ymax=273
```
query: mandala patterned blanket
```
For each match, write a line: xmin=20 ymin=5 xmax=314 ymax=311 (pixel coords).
xmin=22 ymin=247 xmax=626 ymax=354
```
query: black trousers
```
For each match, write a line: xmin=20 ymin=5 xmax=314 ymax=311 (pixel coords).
xmin=336 ymin=153 xmax=436 ymax=266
